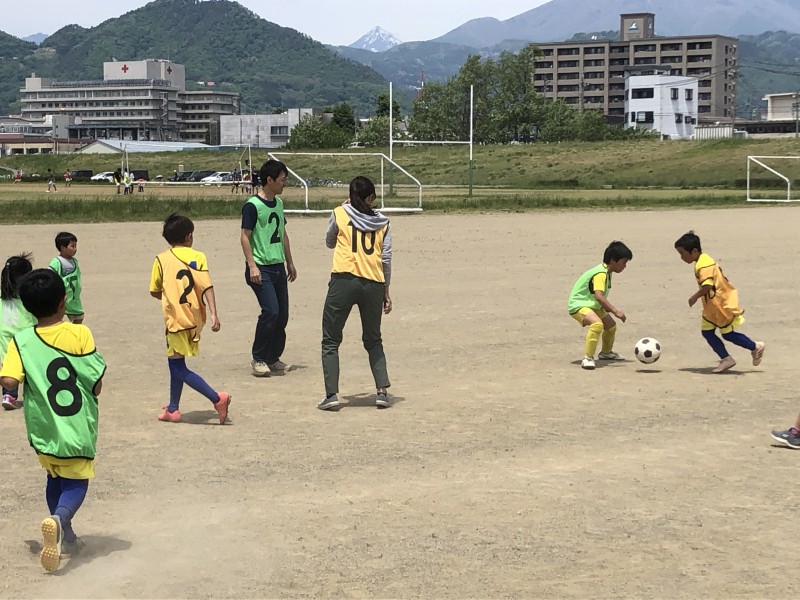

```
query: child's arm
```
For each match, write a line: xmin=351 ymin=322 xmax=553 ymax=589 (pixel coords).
xmin=688 ymin=284 xmax=713 ymax=307
xmin=594 ymin=290 xmax=626 ymax=322
xmin=283 ymin=231 xmax=297 ymax=282
xmin=204 ymin=287 xmax=220 ymax=331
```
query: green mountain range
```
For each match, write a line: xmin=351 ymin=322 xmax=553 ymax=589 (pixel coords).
xmin=0 ymin=0 xmax=387 ymax=117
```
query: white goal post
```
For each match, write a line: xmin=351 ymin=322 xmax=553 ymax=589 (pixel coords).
xmin=747 ymin=155 xmax=800 ymax=202
xmin=268 ymin=151 xmax=423 ymax=214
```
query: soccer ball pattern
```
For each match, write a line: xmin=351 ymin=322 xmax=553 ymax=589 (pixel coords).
xmin=634 ymin=337 xmax=661 ymax=364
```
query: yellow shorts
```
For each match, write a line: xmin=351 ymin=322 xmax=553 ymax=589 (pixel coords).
xmin=570 ymin=307 xmax=608 ymax=326
xmin=166 ymin=330 xmax=200 ymax=357
xmin=38 ymin=454 xmax=95 ymax=479
xmin=701 ymin=314 xmax=745 ymax=334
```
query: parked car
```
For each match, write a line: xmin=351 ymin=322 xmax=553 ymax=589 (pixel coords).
xmin=130 ymin=169 xmax=149 ymax=181
xmin=187 ymin=170 xmax=215 ymax=182
xmin=167 ymin=171 xmax=192 ymax=182
xmin=91 ymin=171 xmax=115 ymax=182
xmin=201 ymin=171 xmax=232 ymax=184
xmin=70 ymin=169 xmax=94 ymax=180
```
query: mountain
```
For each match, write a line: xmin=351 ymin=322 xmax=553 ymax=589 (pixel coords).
xmin=435 ymin=0 xmax=800 ymax=47
xmin=21 ymin=33 xmax=48 ymax=45
xmin=0 ymin=0 xmax=386 ymax=116
xmin=350 ymin=27 xmax=401 ymax=53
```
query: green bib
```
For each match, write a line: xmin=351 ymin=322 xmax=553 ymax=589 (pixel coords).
xmin=246 ymin=196 xmax=285 ymax=266
xmin=49 ymin=257 xmax=83 ymax=315
xmin=568 ymin=264 xmax=611 ymax=314
xmin=17 ymin=327 xmax=106 ymax=459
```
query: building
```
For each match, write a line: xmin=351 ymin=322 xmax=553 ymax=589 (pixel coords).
xmin=624 ymin=66 xmax=698 ymax=139
xmin=220 ymin=109 xmax=313 ymax=148
xmin=0 ymin=114 xmax=72 ymax=138
xmin=178 ymin=91 xmax=241 ymax=144
xmin=74 ymin=140 xmax=210 ymax=154
xmin=18 ymin=60 xmax=240 ymax=143
xmin=532 ymin=13 xmax=737 ymax=122
xmin=0 ymin=133 xmax=84 ymax=156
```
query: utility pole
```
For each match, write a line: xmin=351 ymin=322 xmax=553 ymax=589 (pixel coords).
xmin=793 ymin=93 xmax=800 ymax=138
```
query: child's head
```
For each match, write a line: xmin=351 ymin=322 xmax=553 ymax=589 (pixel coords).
xmin=1 ymin=253 xmax=33 ymax=300
xmin=349 ymin=176 xmax=377 ymax=216
xmin=674 ymin=231 xmax=702 ymax=263
xmin=259 ymin=159 xmax=288 ymax=192
xmin=603 ymin=241 xmax=633 ymax=273
xmin=55 ymin=232 xmax=78 ymax=258
xmin=162 ymin=213 xmax=194 ymax=246
xmin=17 ymin=269 xmax=66 ymax=319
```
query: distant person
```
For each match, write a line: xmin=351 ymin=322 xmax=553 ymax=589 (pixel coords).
xmin=123 ymin=170 xmax=131 ymax=195
xmin=318 ymin=176 xmax=393 ymax=411
xmin=567 ymin=241 xmax=632 ymax=370
xmin=46 ymin=169 xmax=57 ymax=193
xmin=675 ymin=231 xmax=764 ymax=373
xmin=13 ymin=170 xmax=21 ymax=184
xmin=0 ymin=268 xmax=106 ymax=572
xmin=149 ymin=213 xmax=231 ymax=424
xmin=113 ymin=169 xmax=122 ymax=194
xmin=137 ymin=178 xmax=145 ymax=193
xmin=64 ymin=169 xmax=72 ymax=188
xmin=49 ymin=232 xmax=83 ymax=324
xmin=231 ymin=169 xmax=240 ymax=194
xmin=240 ymin=159 xmax=297 ymax=377
xmin=0 ymin=253 xmax=36 ymax=411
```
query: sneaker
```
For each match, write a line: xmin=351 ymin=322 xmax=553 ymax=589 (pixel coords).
xmin=215 ymin=392 xmax=231 ymax=425
xmin=598 ymin=351 xmax=624 ymax=361
xmin=157 ymin=407 xmax=182 ymax=423
xmin=317 ymin=394 xmax=340 ymax=411
xmin=771 ymin=427 xmax=800 ymax=449
xmin=581 ymin=357 xmax=596 ymax=370
xmin=251 ymin=360 xmax=270 ymax=377
xmin=751 ymin=341 xmax=765 ymax=366
xmin=376 ymin=392 xmax=390 ymax=409
xmin=1 ymin=394 xmax=22 ymax=410
xmin=40 ymin=515 xmax=62 ymax=572
xmin=713 ymin=356 xmax=736 ymax=373
xmin=268 ymin=360 xmax=288 ymax=372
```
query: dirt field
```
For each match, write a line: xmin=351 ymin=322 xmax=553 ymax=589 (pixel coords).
xmin=0 ymin=206 xmax=798 ymax=598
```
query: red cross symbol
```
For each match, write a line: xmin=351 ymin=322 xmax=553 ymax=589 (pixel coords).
xmin=167 ymin=66 xmax=173 ymax=74
xmin=121 ymin=64 xmax=129 ymax=73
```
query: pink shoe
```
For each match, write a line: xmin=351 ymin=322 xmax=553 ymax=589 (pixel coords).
xmin=158 ymin=407 xmax=181 ymax=422
xmin=751 ymin=341 xmax=765 ymax=366
xmin=215 ymin=393 xmax=231 ymax=425
xmin=713 ymin=356 xmax=736 ymax=373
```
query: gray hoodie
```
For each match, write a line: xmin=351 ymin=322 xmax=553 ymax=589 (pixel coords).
xmin=325 ymin=203 xmax=392 ymax=284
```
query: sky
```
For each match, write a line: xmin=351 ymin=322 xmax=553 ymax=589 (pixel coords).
xmin=3 ymin=0 xmax=551 ymax=45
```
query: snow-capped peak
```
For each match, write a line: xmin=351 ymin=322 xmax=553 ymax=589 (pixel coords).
xmin=349 ymin=26 xmax=401 ymax=53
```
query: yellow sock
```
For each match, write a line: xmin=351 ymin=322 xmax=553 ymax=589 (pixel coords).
xmin=585 ymin=322 xmax=603 ymax=357
xmin=601 ymin=325 xmax=617 ymax=354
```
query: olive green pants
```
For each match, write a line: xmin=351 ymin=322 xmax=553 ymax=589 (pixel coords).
xmin=321 ymin=273 xmax=389 ymax=395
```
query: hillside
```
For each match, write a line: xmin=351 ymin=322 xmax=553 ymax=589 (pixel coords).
xmin=0 ymin=0 xmax=386 ymax=115
xmin=435 ymin=0 xmax=800 ymax=47
xmin=0 ymin=31 xmax=37 ymax=116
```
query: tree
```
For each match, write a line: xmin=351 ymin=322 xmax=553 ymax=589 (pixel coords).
xmin=376 ymin=92 xmax=401 ymax=118
xmin=331 ymin=102 xmax=356 ymax=133
xmin=285 ymin=114 xmax=353 ymax=149
xmin=358 ymin=115 xmax=391 ymax=147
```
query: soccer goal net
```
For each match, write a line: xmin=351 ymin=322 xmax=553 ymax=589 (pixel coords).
xmin=268 ymin=152 xmax=423 ymax=214
xmin=746 ymin=156 xmax=800 ymax=202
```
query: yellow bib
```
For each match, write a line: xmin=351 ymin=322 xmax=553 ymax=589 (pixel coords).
xmin=331 ymin=206 xmax=386 ymax=283
xmin=156 ymin=249 xmax=212 ymax=340
xmin=695 ymin=254 xmax=743 ymax=328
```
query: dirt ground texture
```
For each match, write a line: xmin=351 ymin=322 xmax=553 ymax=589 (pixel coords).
xmin=0 ymin=207 xmax=798 ymax=599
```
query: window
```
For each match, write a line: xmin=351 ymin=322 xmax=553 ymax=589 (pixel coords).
xmin=636 ymin=111 xmax=654 ymax=123
xmin=270 ymin=126 xmax=288 ymax=136
xmin=634 ymin=57 xmax=657 ymax=65
xmin=671 ymin=88 xmax=679 ymax=100
xmin=633 ymin=44 xmax=656 ymax=53
xmin=558 ymin=60 xmax=579 ymax=68
xmin=632 ymin=88 xmax=654 ymax=99
xmin=675 ymin=113 xmax=683 ymax=123
xmin=685 ymin=89 xmax=693 ymax=101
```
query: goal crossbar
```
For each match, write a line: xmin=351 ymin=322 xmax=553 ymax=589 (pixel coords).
xmin=747 ymin=155 xmax=800 ymax=203
xmin=268 ymin=152 xmax=423 ymax=214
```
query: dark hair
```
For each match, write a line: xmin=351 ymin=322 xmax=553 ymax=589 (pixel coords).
xmin=674 ymin=231 xmax=702 ymax=253
xmin=348 ymin=176 xmax=376 ymax=216
xmin=17 ymin=269 xmax=65 ymax=318
xmin=162 ymin=213 xmax=194 ymax=245
xmin=603 ymin=240 xmax=633 ymax=263
xmin=259 ymin=159 xmax=288 ymax=186
xmin=1 ymin=253 xmax=33 ymax=300
xmin=55 ymin=231 xmax=77 ymax=250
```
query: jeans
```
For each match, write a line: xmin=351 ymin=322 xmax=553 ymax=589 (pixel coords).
xmin=321 ymin=273 xmax=389 ymax=395
xmin=246 ymin=263 xmax=289 ymax=363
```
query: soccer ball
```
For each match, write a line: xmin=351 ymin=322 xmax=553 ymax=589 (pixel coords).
xmin=634 ymin=337 xmax=661 ymax=364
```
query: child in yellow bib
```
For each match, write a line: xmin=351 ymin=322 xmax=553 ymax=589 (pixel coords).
xmin=149 ymin=214 xmax=231 ymax=424
xmin=675 ymin=231 xmax=765 ymax=373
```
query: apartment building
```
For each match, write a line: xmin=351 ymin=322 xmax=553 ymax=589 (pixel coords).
xmin=532 ymin=13 xmax=737 ymax=122
xmin=625 ymin=67 xmax=698 ymax=139
xmin=18 ymin=60 xmax=240 ymax=143
xmin=220 ymin=109 xmax=313 ymax=148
